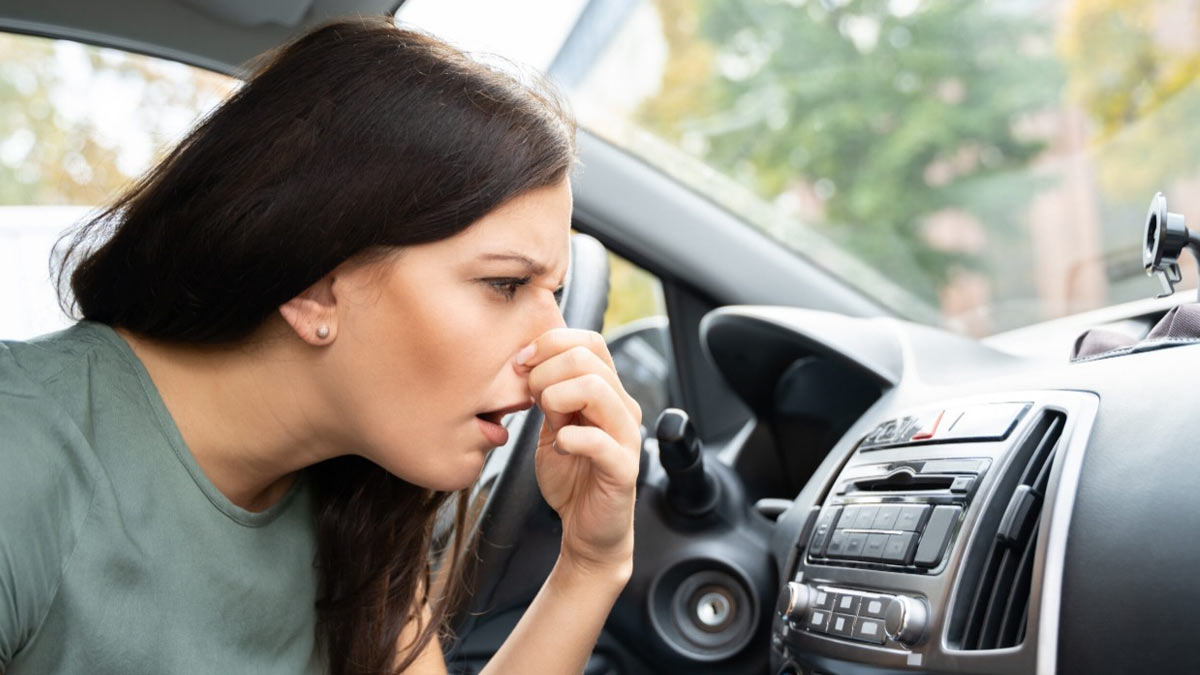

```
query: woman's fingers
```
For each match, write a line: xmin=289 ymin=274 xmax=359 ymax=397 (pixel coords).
xmin=528 ymin=346 xmax=641 ymax=426
xmin=539 ymin=373 xmax=641 ymax=449
xmin=518 ymin=328 xmax=616 ymax=373
xmin=551 ymin=425 xmax=639 ymax=487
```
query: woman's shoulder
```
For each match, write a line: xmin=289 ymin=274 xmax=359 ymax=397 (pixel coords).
xmin=2 ymin=321 xmax=113 ymax=457
xmin=2 ymin=320 xmax=121 ymax=387
xmin=0 ymin=322 xmax=106 ymax=517
xmin=2 ymin=319 xmax=140 ymax=434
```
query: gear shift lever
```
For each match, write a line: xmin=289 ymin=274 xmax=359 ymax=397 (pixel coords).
xmin=655 ymin=408 xmax=720 ymax=517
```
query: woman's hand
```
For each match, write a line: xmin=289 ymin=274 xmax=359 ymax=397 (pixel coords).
xmin=519 ymin=328 xmax=642 ymax=577
xmin=476 ymin=330 xmax=637 ymax=675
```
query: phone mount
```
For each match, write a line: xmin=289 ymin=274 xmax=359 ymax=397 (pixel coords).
xmin=1144 ymin=192 xmax=1200 ymax=299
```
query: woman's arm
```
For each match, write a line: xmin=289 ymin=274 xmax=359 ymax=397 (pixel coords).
xmin=395 ymin=549 xmax=628 ymax=674
xmin=478 ymin=553 xmax=629 ymax=675
xmin=399 ymin=553 xmax=627 ymax=675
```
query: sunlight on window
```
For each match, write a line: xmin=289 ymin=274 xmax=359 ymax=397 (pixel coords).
xmin=0 ymin=33 xmax=236 ymax=339
xmin=603 ymin=252 xmax=665 ymax=335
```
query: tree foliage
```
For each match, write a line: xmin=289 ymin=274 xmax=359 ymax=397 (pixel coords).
xmin=1061 ymin=0 xmax=1200 ymax=201
xmin=0 ymin=33 xmax=232 ymax=206
xmin=638 ymin=0 xmax=1062 ymax=303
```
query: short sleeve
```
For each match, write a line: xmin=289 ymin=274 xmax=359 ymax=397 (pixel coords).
xmin=0 ymin=370 xmax=95 ymax=666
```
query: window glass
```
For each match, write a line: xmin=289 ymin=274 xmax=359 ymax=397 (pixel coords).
xmin=0 ymin=32 xmax=236 ymax=339
xmin=566 ymin=0 xmax=1200 ymax=335
xmin=603 ymin=251 xmax=671 ymax=430
xmin=401 ymin=0 xmax=1200 ymax=336
xmin=603 ymin=251 xmax=667 ymax=334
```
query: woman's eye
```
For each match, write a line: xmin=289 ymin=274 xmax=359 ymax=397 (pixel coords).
xmin=485 ymin=277 xmax=530 ymax=301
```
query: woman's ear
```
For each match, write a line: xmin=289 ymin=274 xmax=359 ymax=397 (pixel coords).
xmin=279 ymin=275 xmax=338 ymax=345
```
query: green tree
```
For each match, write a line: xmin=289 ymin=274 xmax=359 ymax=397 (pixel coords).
xmin=0 ymin=33 xmax=233 ymax=207
xmin=638 ymin=0 xmax=1062 ymax=303
xmin=1060 ymin=0 xmax=1200 ymax=201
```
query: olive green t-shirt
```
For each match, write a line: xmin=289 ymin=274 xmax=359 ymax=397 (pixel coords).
xmin=0 ymin=321 xmax=323 ymax=673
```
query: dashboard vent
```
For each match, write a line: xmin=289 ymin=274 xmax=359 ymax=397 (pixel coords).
xmin=950 ymin=410 xmax=1065 ymax=650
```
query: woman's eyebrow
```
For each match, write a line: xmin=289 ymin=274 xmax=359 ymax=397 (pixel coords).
xmin=477 ymin=252 xmax=547 ymax=276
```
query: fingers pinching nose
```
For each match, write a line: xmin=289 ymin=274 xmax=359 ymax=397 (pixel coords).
xmin=515 ymin=342 xmax=536 ymax=366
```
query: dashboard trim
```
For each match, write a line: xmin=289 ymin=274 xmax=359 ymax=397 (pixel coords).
xmin=1034 ymin=391 xmax=1099 ymax=675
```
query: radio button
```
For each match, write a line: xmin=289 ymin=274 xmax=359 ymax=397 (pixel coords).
xmin=808 ymin=506 xmax=841 ymax=556
xmin=882 ymin=532 xmax=917 ymax=564
xmin=895 ymin=504 xmax=930 ymax=531
xmin=872 ymin=504 xmax=901 ymax=530
xmin=914 ymin=505 xmax=962 ymax=567
xmin=863 ymin=533 xmax=889 ymax=560
xmin=852 ymin=504 xmax=880 ymax=529
xmin=844 ymin=532 xmax=868 ymax=558
xmin=809 ymin=522 xmax=833 ymax=556
xmin=837 ymin=506 xmax=861 ymax=530
xmin=826 ymin=530 xmax=849 ymax=557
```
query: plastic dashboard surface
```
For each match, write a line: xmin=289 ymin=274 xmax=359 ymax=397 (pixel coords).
xmin=700 ymin=305 xmax=1200 ymax=675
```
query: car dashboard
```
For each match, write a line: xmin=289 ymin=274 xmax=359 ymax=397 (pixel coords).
xmin=697 ymin=305 xmax=1200 ymax=675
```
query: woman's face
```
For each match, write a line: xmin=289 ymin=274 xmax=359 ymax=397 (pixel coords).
xmin=322 ymin=179 xmax=572 ymax=490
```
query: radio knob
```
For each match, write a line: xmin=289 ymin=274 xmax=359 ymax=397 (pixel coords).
xmin=776 ymin=581 xmax=813 ymax=625
xmin=884 ymin=595 xmax=928 ymax=646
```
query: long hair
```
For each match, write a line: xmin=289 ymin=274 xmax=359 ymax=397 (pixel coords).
xmin=55 ymin=16 xmax=576 ymax=674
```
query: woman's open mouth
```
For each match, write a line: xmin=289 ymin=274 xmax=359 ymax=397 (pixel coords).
xmin=474 ymin=400 xmax=533 ymax=447
xmin=475 ymin=413 xmax=509 ymax=446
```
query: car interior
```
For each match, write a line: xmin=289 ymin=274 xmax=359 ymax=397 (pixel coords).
xmin=4 ymin=1 xmax=1199 ymax=674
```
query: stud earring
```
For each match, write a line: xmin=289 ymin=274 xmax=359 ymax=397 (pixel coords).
xmin=316 ymin=325 xmax=330 ymax=339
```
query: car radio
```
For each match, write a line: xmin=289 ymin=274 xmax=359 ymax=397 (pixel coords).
xmin=800 ymin=400 xmax=1033 ymax=574
xmin=804 ymin=456 xmax=989 ymax=573
xmin=772 ymin=393 xmax=1099 ymax=675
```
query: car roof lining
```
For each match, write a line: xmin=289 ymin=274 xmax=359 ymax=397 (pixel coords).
xmin=0 ymin=0 xmax=405 ymax=74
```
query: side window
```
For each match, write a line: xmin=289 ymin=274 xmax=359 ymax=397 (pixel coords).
xmin=0 ymin=32 xmax=236 ymax=339
xmin=603 ymin=252 xmax=671 ymax=432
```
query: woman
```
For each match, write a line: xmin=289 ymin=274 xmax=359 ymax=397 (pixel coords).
xmin=0 ymin=16 xmax=641 ymax=675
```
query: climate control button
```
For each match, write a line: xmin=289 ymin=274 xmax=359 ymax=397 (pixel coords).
xmin=853 ymin=616 xmax=887 ymax=644
xmin=859 ymin=596 xmax=888 ymax=619
xmin=787 ymin=586 xmax=929 ymax=648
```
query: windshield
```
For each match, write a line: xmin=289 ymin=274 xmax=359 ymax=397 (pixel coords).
xmin=401 ymin=0 xmax=1199 ymax=336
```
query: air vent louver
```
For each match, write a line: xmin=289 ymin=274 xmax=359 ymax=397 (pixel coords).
xmin=950 ymin=411 xmax=1065 ymax=650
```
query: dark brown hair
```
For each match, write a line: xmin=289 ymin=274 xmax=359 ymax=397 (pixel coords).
xmin=55 ymin=16 xmax=575 ymax=674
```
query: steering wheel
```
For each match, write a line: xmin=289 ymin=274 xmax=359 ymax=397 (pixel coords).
xmin=445 ymin=232 xmax=611 ymax=642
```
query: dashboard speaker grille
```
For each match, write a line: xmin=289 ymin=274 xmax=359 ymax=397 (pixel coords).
xmin=950 ymin=410 xmax=1065 ymax=650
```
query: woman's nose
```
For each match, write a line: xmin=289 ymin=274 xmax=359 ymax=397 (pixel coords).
xmin=535 ymin=289 xmax=568 ymax=334
xmin=514 ymin=295 xmax=567 ymax=366
xmin=546 ymin=303 xmax=568 ymax=331
xmin=511 ymin=297 xmax=567 ymax=382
